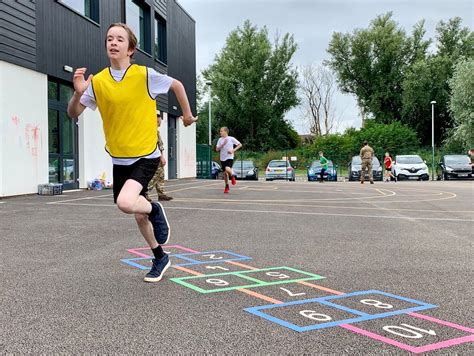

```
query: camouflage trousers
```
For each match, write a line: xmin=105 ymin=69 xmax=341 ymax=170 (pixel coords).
xmin=361 ymin=159 xmax=373 ymax=182
xmin=148 ymin=163 xmax=166 ymax=195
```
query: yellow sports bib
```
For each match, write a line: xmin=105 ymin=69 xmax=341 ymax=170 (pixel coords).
xmin=92 ymin=64 xmax=157 ymax=158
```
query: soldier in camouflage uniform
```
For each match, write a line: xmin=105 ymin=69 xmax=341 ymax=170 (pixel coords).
xmin=146 ymin=112 xmax=173 ymax=201
xmin=360 ymin=140 xmax=374 ymax=184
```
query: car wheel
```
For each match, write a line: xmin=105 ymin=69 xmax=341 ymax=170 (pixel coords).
xmin=443 ymin=173 xmax=449 ymax=181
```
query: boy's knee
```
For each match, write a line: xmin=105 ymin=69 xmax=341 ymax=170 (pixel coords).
xmin=116 ymin=197 xmax=135 ymax=214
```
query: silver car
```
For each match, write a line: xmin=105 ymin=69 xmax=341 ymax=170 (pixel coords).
xmin=265 ymin=160 xmax=295 ymax=181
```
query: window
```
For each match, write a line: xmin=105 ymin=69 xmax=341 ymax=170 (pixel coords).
xmin=59 ymin=0 xmax=100 ymax=23
xmin=126 ymin=0 xmax=151 ymax=54
xmin=154 ymin=14 xmax=167 ymax=63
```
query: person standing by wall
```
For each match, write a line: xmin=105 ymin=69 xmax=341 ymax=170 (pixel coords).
xmin=360 ymin=141 xmax=374 ymax=184
xmin=147 ymin=111 xmax=173 ymax=201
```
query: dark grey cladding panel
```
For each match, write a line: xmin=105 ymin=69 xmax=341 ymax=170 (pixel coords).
xmin=0 ymin=0 xmax=37 ymax=69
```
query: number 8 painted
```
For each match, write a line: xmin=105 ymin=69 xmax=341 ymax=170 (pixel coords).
xmin=360 ymin=299 xmax=393 ymax=309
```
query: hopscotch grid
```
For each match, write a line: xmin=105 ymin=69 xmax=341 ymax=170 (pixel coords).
xmin=121 ymin=244 xmax=474 ymax=352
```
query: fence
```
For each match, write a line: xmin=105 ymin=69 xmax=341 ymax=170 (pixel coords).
xmin=196 ymin=144 xmax=212 ymax=179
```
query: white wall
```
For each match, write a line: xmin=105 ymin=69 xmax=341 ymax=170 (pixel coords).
xmin=176 ymin=118 xmax=196 ymax=178
xmin=78 ymin=109 xmax=113 ymax=188
xmin=0 ymin=61 xmax=48 ymax=197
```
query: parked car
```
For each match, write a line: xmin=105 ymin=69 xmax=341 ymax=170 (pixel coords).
xmin=211 ymin=161 xmax=222 ymax=179
xmin=392 ymin=155 xmax=429 ymax=181
xmin=437 ymin=155 xmax=472 ymax=180
xmin=265 ymin=160 xmax=295 ymax=181
xmin=307 ymin=160 xmax=337 ymax=181
xmin=348 ymin=156 xmax=382 ymax=181
xmin=233 ymin=160 xmax=258 ymax=180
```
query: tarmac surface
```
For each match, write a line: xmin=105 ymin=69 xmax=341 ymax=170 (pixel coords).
xmin=1 ymin=179 xmax=473 ymax=354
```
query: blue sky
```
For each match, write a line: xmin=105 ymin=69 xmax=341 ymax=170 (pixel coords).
xmin=178 ymin=0 xmax=473 ymax=133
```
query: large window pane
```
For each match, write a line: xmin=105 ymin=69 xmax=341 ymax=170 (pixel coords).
xmin=60 ymin=0 xmax=99 ymax=22
xmin=126 ymin=0 xmax=149 ymax=52
xmin=49 ymin=158 xmax=60 ymax=183
xmin=154 ymin=15 xmax=167 ymax=63
xmin=60 ymin=84 xmax=74 ymax=104
xmin=48 ymin=109 xmax=59 ymax=154
xmin=61 ymin=112 xmax=74 ymax=155
xmin=63 ymin=159 xmax=75 ymax=184
xmin=48 ymin=81 xmax=58 ymax=101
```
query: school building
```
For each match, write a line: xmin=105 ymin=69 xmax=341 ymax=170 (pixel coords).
xmin=0 ymin=0 xmax=196 ymax=197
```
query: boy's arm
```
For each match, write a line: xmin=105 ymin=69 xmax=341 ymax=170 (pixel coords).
xmin=170 ymin=79 xmax=198 ymax=127
xmin=67 ymin=67 xmax=92 ymax=118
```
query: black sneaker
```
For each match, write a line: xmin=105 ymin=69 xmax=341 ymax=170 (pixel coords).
xmin=144 ymin=254 xmax=171 ymax=283
xmin=148 ymin=202 xmax=170 ymax=245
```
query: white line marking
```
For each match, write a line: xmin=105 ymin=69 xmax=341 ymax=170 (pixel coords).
xmin=47 ymin=202 xmax=474 ymax=222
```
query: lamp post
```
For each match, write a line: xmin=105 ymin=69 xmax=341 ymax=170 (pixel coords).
xmin=430 ymin=100 xmax=436 ymax=181
xmin=205 ymin=80 xmax=213 ymax=146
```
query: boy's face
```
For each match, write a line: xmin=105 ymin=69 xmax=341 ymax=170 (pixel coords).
xmin=220 ymin=129 xmax=228 ymax=137
xmin=319 ymin=152 xmax=323 ymax=157
xmin=106 ymin=26 xmax=134 ymax=60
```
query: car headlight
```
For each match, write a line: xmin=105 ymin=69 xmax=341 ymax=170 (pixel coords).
xmin=445 ymin=166 xmax=453 ymax=172
xmin=247 ymin=170 xmax=254 ymax=175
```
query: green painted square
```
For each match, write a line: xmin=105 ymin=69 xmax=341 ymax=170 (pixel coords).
xmin=170 ymin=266 xmax=325 ymax=293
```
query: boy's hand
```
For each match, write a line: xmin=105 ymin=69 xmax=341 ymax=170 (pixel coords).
xmin=73 ymin=67 xmax=93 ymax=95
xmin=223 ymin=138 xmax=228 ymax=145
xmin=160 ymin=155 xmax=167 ymax=167
xmin=228 ymin=149 xmax=234 ymax=154
xmin=180 ymin=115 xmax=198 ymax=127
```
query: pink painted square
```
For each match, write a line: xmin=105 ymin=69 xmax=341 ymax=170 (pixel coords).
xmin=341 ymin=312 xmax=474 ymax=353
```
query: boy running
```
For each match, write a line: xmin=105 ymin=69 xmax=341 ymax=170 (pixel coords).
xmin=384 ymin=151 xmax=396 ymax=182
xmin=216 ymin=127 xmax=242 ymax=193
xmin=319 ymin=151 xmax=328 ymax=183
xmin=67 ymin=23 xmax=197 ymax=283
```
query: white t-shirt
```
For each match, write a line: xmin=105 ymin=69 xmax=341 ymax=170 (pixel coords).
xmin=217 ymin=136 xmax=241 ymax=161
xmin=80 ymin=66 xmax=173 ymax=166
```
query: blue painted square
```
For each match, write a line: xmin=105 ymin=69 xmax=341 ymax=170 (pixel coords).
xmin=170 ymin=250 xmax=251 ymax=266
xmin=244 ymin=290 xmax=437 ymax=332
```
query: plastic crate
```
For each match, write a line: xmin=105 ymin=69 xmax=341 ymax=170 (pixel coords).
xmin=38 ymin=183 xmax=63 ymax=195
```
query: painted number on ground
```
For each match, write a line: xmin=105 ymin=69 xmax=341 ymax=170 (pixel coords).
xmin=382 ymin=324 xmax=436 ymax=339
xmin=280 ymin=287 xmax=306 ymax=297
xmin=360 ymin=299 xmax=394 ymax=309
xmin=266 ymin=271 xmax=290 ymax=279
xmin=205 ymin=279 xmax=229 ymax=286
xmin=205 ymin=265 xmax=229 ymax=271
xmin=299 ymin=310 xmax=332 ymax=321
xmin=203 ymin=254 xmax=223 ymax=260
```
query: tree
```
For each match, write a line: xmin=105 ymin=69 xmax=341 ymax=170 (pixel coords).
xmin=326 ymin=13 xmax=431 ymax=124
xmin=402 ymin=17 xmax=474 ymax=145
xmin=446 ymin=59 xmax=474 ymax=148
xmin=202 ymin=21 xmax=300 ymax=151
xmin=299 ymin=63 xmax=340 ymax=136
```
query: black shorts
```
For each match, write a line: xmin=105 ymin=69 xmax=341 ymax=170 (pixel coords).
xmin=221 ymin=159 xmax=234 ymax=170
xmin=113 ymin=158 xmax=160 ymax=203
xmin=385 ymin=167 xmax=392 ymax=172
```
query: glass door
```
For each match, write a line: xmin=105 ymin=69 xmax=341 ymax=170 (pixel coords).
xmin=48 ymin=80 xmax=79 ymax=190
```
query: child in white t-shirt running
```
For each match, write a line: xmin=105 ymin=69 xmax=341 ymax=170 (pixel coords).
xmin=216 ymin=127 xmax=242 ymax=193
xmin=67 ymin=23 xmax=197 ymax=283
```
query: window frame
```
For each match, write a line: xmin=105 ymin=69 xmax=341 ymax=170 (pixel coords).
xmin=57 ymin=0 xmax=100 ymax=25
xmin=154 ymin=13 xmax=167 ymax=64
xmin=125 ymin=0 xmax=152 ymax=54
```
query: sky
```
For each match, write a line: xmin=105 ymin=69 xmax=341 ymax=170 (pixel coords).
xmin=178 ymin=0 xmax=473 ymax=134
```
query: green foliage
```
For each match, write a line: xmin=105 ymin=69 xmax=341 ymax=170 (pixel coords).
xmin=202 ymin=20 xmax=300 ymax=151
xmin=446 ymin=58 xmax=474 ymax=148
xmin=327 ymin=14 xmax=473 ymax=145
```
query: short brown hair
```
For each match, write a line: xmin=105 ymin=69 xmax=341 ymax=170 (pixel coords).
xmin=105 ymin=23 xmax=137 ymax=58
xmin=220 ymin=127 xmax=229 ymax=133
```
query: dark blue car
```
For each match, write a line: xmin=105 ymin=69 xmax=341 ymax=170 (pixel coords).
xmin=307 ymin=160 xmax=337 ymax=181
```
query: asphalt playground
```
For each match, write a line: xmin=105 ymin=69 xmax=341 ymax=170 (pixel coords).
xmin=1 ymin=179 xmax=473 ymax=354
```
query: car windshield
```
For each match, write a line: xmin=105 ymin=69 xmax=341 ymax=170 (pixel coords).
xmin=352 ymin=156 xmax=380 ymax=167
xmin=397 ymin=156 xmax=423 ymax=164
xmin=269 ymin=161 xmax=290 ymax=168
xmin=311 ymin=160 xmax=333 ymax=168
xmin=445 ymin=156 xmax=470 ymax=165
xmin=233 ymin=161 xmax=254 ymax=169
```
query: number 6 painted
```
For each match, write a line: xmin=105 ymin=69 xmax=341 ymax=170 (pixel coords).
xmin=206 ymin=278 xmax=229 ymax=286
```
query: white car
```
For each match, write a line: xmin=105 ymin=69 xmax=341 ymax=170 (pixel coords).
xmin=392 ymin=155 xmax=430 ymax=181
